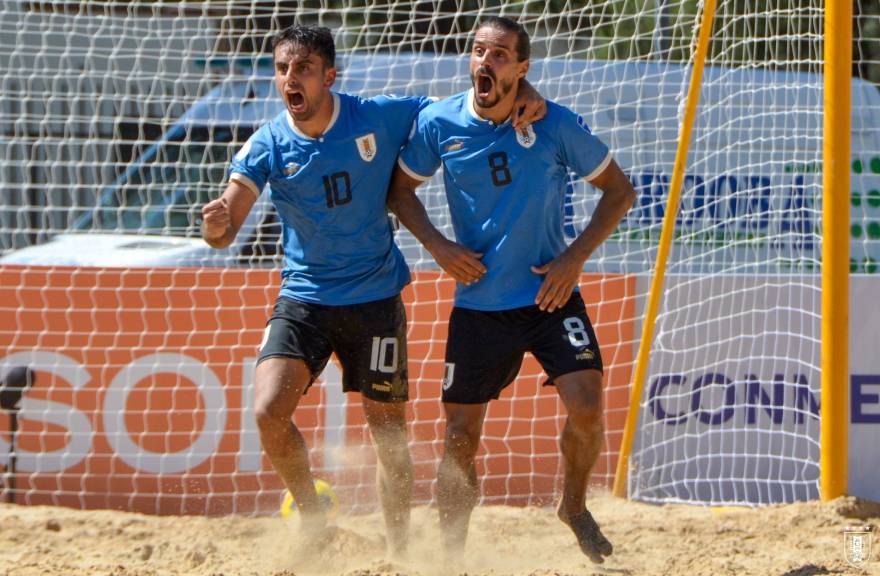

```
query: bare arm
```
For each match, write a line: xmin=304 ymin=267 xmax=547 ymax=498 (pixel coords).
xmin=201 ymin=180 xmax=258 ymax=249
xmin=387 ymin=166 xmax=486 ymax=285
xmin=512 ymin=78 xmax=546 ymax=130
xmin=531 ymin=159 xmax=636 ymax=311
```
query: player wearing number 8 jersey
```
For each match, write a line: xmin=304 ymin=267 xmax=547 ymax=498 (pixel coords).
xmin=200 ymin=25 xmax=546 ymax=558
xmin=387 ymin=17 xmax=636 ymax=566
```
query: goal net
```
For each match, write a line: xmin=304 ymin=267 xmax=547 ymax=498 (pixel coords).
xmin=0 ymin=0 xmax=875 ymax=514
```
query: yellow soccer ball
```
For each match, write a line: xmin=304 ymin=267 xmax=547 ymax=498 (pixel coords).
xmin=280 ymin=478 xmax=340 ymax=519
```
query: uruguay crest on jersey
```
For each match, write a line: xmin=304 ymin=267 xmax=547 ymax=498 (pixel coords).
xmin=516 ymin=124 xmax=537 ymax=148
xmin=356 ymin=133 xmax=377 ymax=162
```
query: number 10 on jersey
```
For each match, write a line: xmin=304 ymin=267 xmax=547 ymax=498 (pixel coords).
xmin=323 ymin=171 xmax=352 ymax=208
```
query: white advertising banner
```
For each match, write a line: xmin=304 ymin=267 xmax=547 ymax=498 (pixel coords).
xmin=849 ymin=276 xmax=880 ymax=501
xmin=629 ymin=275 xmax=822 ymax=503
xmin=630 ymin=274 xmax=880 ymax=503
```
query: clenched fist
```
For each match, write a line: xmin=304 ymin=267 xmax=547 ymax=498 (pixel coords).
xmin=201 ymin=197 xmax=230 ymax=243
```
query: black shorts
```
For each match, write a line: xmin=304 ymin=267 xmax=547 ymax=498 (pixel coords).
xmin=257 ymin=295 xmax=408 ymax=402
xmin=442 ymin=292 xmax=603 ymax=404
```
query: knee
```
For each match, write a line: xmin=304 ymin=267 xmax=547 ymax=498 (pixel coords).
xmin=566 ymin=381 xmax=604 ymax=430
xmin=569 ymin=403 xmax=603 ymax=436
xmin=254 ymin=400 xmax=292 ymax=435
xmin=366 ymin=403 xmax=410 ymax=460
xmin=574 ymin=392 xmax=603 ymax=419
xmin=372 ymin=427 xmax=412 ymax=470
xmin=253 ymin=358 xmax=310 ymax=434
xmin=444 ymin=423 xmax=481 ymax=461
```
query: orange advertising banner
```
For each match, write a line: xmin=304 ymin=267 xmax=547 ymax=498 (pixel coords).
xmin=0 ymin=266 xmax=634 ymax=515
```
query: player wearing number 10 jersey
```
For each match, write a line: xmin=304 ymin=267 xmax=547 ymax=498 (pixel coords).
xmin=200 ymin=25 xmax=546 ymax=558
xmin=387 ymin=16 xmax=636 ymax=567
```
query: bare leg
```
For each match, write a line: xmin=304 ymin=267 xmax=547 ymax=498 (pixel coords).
xmin=554 ymin=369 xmax=612 ymax=563
xmin=254 ymin=357 xmax=325 ymax=530
xmin=437 ymin=402 xmax=488 ymax=560
xmin=362 ymin=396 xmax=413 ymax=559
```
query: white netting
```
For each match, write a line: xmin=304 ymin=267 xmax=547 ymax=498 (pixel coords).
xmin=0 ymin=1 xmax=875 ymax=514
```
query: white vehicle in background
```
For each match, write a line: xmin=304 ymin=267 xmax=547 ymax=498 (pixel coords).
xmin=0 ymin=69 xmax=282 ymax=268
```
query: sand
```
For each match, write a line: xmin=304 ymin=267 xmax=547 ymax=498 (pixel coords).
xmin=0 ymin=493 xmax=878 ymax=576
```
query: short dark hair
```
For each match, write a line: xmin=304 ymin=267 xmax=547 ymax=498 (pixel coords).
xmin=478 ymin=16 xmax=530 ymax=62
xmin=271 ymin=25 xmax=336 ymax=68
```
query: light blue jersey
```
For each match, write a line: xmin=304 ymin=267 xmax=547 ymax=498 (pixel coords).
xmin=230 ymin=92 xmax=431 ymax=305
xmin=398 ymin=90 xmax=612 ymax=311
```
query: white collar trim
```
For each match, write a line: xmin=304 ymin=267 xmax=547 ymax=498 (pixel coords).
xmin=286 ymin=92 xmax=341 ymax=139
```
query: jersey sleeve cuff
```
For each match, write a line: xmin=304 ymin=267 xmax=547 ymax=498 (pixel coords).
xmin=583 ymin=152 xmax=613 ymax=183
xmin=229 ymin=173 xmax=261 ymax=198
xmin=397 ymin=157 xmax=433 ymax=182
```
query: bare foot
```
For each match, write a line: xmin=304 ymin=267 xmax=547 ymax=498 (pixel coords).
xmin=389 ymin=547 xmax=408 ymax=564
xmin=558 ymin=507 xmax=613 ymax=564
xmin=292 ymin=523 xmax=337 ymax=561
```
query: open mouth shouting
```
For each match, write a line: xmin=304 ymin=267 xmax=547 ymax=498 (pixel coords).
xmin=285 ymin=88 xmax=307 ymax=115
xmin=475 ymin=68 xmax=495 ymax=102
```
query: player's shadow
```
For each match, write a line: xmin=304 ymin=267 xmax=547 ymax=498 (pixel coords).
xmin=779 ymin=564 xmax=843 ymax=576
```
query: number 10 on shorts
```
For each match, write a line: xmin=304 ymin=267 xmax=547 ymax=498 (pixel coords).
xmin=370 ymin=336 xmax=399 ymax=373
